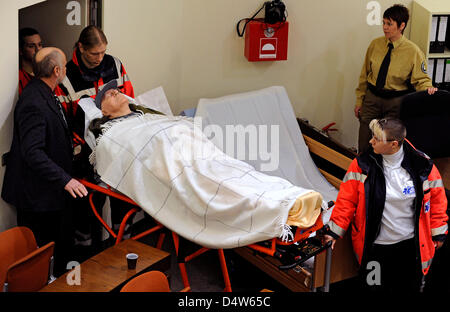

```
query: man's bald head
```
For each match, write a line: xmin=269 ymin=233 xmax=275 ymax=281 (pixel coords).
xmin=33 ymin=47 xmax=66 ymax=79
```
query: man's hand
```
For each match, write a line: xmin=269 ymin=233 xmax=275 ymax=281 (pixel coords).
xmin=427 ymin=87 xmax=438 ymax=95
xmin=324 ymin=234 xmax=337 ymax=250
xmin=64 ymin=178 xmax=88 ymax=198
xmin=354 ymin=106 xmax=361 ymax=119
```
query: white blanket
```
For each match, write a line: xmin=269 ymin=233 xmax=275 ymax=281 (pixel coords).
xmin=195 ymin=86 xmax=338 ymax=225
xmin=92 ymin=114 xmax=318 ymax=249
xmin=196 ymin=86 xmax=338 ymax=204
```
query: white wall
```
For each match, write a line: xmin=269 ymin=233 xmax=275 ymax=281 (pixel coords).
xmin=103 ymin=0 xmax=184 ymax=113
xmin=103 ymin=0 xmax=413 ymax=148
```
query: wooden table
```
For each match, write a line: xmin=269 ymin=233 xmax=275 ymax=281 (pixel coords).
xmin=40 ymin=239 xmax=170 ymax=292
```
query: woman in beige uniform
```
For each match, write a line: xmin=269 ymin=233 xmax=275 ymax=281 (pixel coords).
xmin=355 ymin=4 xmax=437 ymax=154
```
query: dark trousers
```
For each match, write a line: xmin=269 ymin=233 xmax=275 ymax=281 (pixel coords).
xmin=358 ymin=89 xmax=405 ymax=154
xmin=359 ymin=238 xmax=422 ymax=293
xmin=424 ymin=237 xmax=450 ymax=293
xmin=17 ymin=206 xmax=74 ymax=278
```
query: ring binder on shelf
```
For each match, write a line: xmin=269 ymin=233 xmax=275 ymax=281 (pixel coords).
xmin=447 ymin=18 xmax=450 ymax=50
xmin=444 ymin=59 xmax=450 ymax=91
xmin=428 ymin=58 xmax=436 ymax=83
xmin=434 ymin=58 xmax=446 ymax=88
xmin=430 ymin=15 xmax=439 ymax=53
xmin=430 ymin=15 xmax=448 ymax=54
xmin=438 ymin=16 xmax=448 ymax=52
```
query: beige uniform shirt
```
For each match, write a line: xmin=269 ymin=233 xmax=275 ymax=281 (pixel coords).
xmin=355 ymin=35 xmax=433 ymax=108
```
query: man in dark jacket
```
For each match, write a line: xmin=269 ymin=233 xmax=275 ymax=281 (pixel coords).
xmin=2 ymin=47 xmax=88 ymax=276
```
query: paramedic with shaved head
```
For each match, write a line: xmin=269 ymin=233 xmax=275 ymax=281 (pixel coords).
xmin=2 ymin=47 xmax=87 ymax=276
xmin=324 ymin=118 xmax=448 ymax=292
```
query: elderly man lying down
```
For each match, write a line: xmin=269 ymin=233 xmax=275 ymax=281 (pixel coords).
xmin=86 ymin=80 xmax=325 ymax=249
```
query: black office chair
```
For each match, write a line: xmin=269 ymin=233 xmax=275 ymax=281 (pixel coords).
xmin=400 ymin=90 xmax=450 ymax=159
xmin=401 ymin=90 xmax=450 ymax=293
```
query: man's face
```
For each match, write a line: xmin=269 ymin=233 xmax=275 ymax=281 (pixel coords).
xmin=21 ymin=34 xmax=43 ymax=61
xmin=100 ymin=88 xmax=128 ymax=117
xmin=79 ymin=43 xmax=107 ymax=69
xmin=56 ymin=53 xmax=67 ymax=85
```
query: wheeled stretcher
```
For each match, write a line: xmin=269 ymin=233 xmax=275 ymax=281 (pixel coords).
xmin=76 ymin=86 xmax=345 ymax=291
xmin=78 ymin=177 xmax=333 ymax=292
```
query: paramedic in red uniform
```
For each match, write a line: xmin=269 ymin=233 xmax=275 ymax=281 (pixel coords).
xmin=58 ymin=25 xmax=135 ymax=250
xmin=324 ymin=118 xmax=448 ymax=292
xmin=18 ymin=28 xmax=43 ymax=95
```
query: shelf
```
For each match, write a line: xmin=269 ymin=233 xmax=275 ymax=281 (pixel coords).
xmin=429 ymin=47 xmax=450 ymax=59
xmin=414 ymin=0 xmax=450 ymax=14
xmin=411 ymin=1 xmax=450 ymax=59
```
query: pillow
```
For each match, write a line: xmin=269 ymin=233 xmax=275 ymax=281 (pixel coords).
xmin=78 ymin=97 xmax=102 ymax=151
xmin=135 ymin=86 xmax=173 ymax=116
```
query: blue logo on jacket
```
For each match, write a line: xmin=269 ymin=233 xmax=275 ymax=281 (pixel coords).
xmin=403 ymin=186 xmax=415 ymax=195
xmin=424 ymin=201 xmax=431 ymax=213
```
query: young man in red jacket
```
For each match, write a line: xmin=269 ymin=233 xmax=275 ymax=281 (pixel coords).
xmin=324 ymin=118 xmax=448 ymax=292
xmin=18 ymin=28 xmax=43 ymax=95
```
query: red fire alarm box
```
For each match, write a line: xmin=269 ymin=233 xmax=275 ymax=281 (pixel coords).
xmin=244 ymin=18 xmax=289 ymax=62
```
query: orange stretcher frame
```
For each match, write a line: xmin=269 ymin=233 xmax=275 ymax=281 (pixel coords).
xmin=247 ymin=216 xmax=324 ymax=257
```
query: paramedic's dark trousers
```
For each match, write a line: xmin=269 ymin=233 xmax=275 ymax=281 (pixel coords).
xmin=358 ymin=89 xmax=405 ymax=154
xmin=359 ymin=238 xmax=422 ymax=293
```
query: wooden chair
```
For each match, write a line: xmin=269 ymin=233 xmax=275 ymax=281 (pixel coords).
xmin=120 ymin=271 xmax=190 ymax=292
xmin=0 ymin=226 xmax=55 ymax=292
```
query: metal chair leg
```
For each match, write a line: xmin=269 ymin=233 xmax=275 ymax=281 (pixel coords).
xmin=323 ymin=246 xmax=332 ymax=292
xmin=48 ymin=256 xmax=56 ymax=284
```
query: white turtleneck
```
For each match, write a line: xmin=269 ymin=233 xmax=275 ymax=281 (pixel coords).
xmin=374 ymin=145 xmax=416 ymax=245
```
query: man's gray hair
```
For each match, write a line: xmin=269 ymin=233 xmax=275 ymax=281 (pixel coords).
xmin=32 ymin=50 xmax=64 ymax=79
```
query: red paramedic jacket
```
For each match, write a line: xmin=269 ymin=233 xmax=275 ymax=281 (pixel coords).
xmin=56 ymin=48 xmax=134 ymax=140
xmin=327 ymin=141 xmax=448 ymax=275
xmin=19 ymin=68 xmax=33 ymax=95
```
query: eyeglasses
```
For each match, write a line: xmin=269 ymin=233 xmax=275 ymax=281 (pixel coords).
xmin=371 ymin=135 xmax=396 ymax=143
